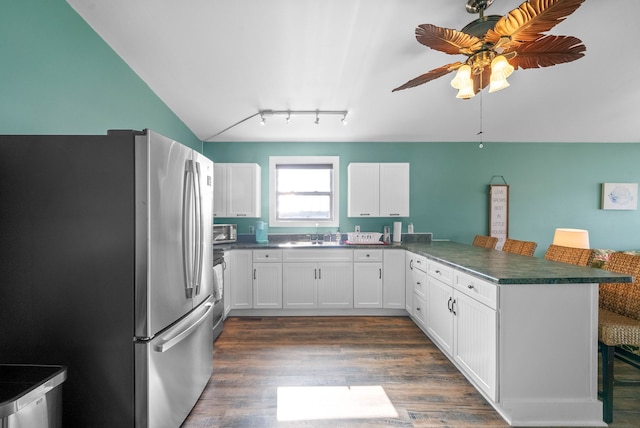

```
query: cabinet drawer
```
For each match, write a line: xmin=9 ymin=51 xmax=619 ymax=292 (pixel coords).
xmin=427 ymin=261 xmax=453 ymax=284
xmin=413 ymin=269 xmax=427 ymax=296
xmin=412 ymin=291 xmax=427 ymax=327
xmin=410 ymin=254 xmax=427 ymax=272
xmin=282 ymin=249 xmax=353 ymax=262
xmin=454 ymin=272 xmax=497 ymax=309
xmin=353 ymin=249 xmax=383 ymax=262
xmin=253 ymin=249 xmax=283 ymax=262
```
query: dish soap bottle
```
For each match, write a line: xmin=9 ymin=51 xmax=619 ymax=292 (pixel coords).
xmin=335 ymin=229 xmax=341 ymax=244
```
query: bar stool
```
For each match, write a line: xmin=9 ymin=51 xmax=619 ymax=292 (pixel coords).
xmin=472 ymin=235 xmax=498 ymax=249
xmin=543 ymin=244 xmax=594 ymax=266
xmin=598 ymin=252 xmax=640 ymax=423
xmin=502 ymin=238 xmax=537 ymax=256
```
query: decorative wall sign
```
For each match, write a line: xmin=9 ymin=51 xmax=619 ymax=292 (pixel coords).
xmin=601 ymin=183 xmax=638 ymax=210
xmin=489 ymin=176 xmax=509 ymax=250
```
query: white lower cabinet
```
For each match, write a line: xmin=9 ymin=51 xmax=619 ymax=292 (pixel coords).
xmin=252 ymin=249 xmax=283 ymax=309
xmin=282 ymin=262 xmax=353 ymax=308
xmin=412 ymin=291 xmax=427 ymax=328
xmin=426 ymin=274 xmax=454 ymax=355
xmin=382 ymin=249 xmax=405 ymax=309
xmin=406 ymin=251 xmax=427 ymax=322
xmin=282 ymin=263 xmax=317 ymax=308
xmin=354 ymin=250 xmax=383 ymax=308
xmin=317 ymin=262 xmax=354 ymax=308
xmin=226 ymin=249 xmax=253 ymax=310
xmin=425 ymin=260 xmax=497 ymax=401
xmin=452 ymin=287 xmax=497 ymax=400
xmin=282 ymin=249 xmax=354 ymax=309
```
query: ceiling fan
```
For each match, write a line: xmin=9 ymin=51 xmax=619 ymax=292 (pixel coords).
xmin=392 ymin=0 xmax=586 ymax=99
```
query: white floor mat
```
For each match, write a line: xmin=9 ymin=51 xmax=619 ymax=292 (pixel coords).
xmin=276 ymin=385 xmax=398 ymax=421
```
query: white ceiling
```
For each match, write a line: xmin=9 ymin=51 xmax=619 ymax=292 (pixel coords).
xmin=67 ymin=0 xmax=639 ymax=143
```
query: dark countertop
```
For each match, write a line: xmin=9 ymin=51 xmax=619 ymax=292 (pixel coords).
xmin=216 ymin=239 xmax=632 ymax=286
xmin=401 ymin=241 xmax=632 ymax=285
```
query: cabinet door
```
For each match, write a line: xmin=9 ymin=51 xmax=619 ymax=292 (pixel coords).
xmin=227 ymin=163 xmax=261 ymax=218
xmin=379 ymin=163 xmax=410 ymax=217
xmin=383 ymin=250 xmax=405 ymax=309
xmin=426 ymin=276 xmax=454 ymax=356
xmin=405 ymin=253 xmax=414 ymax=312
xmin=347 ymin=163 xmax=380 ymax=217
xmin=282 ymin=263 xmax=317 ymax=308
xmin=253 ymin=263 xmax=283 ymax=309
xmin=453 ymin=291 xmax=497 ymax=401
xmin=318 ymin=262 xmax=354 ymax=308
xmin=227 ymin=250 xmax=253 ymax=309
xmin=213 ymin=163 xmax=227 ymax=217
xmin=353 ymin=262 xmax=383 ymax=308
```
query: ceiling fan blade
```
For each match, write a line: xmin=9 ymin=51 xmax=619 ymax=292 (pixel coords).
xmin=485 ymin=0 xmax=586 ymax=47
xmin=416 ymin=24 xmax=483 ymax=55
xmin=509 ymin=35 xmax=585 ymax=69
xmin=392 ymin=62 xmax=464 ymax=92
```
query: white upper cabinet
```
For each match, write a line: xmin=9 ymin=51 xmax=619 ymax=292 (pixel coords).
xmin=347 ymin=163 xmax=409 ymax=217
xmin=214 ymin=163 xmax=261 ymax=218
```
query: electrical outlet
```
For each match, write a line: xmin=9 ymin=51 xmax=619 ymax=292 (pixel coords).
xmin=355 ymin=225 xmax=360 ymax=232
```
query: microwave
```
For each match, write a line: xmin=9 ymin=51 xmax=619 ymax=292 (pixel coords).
xmin=212 ymin=223 xmax=237 ymax=244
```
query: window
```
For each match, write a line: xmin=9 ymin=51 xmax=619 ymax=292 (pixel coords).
xmin=269 ymin=156 xmax=339 ymax=228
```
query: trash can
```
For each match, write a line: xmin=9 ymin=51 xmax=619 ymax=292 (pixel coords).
xmin=0 ymin=365 xmax=67 ymax=428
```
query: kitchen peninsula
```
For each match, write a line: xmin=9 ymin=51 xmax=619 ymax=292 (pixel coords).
xmin=222 ymin=239 xmax=630 ymax=426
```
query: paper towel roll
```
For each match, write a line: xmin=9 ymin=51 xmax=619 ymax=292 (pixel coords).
xmin=393 ymin=221 xmax=402 ymax=242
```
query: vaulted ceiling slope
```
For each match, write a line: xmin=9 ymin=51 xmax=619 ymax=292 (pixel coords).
xmin=67 ymin=0 xmax=638 ymax=143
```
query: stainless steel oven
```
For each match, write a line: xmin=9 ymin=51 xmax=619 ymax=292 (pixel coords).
xmin=212 ymin=248 xmax=225 ymax=341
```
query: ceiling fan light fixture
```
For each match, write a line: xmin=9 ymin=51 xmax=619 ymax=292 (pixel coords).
xmin=451 ymin=65 xmax=472 ymax=89
xmin=488 ymin=55 xmax=514 ymax=93
xmin=451 ymin=65 xmax=475 ymax=99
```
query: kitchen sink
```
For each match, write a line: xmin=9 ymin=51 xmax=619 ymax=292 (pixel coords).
xmin=277 ymin=241 xmax=342 ymax=247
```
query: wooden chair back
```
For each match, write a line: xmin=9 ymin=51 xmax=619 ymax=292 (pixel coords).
xmin=472 ymin=235 xmax=498 ymax=249
xmin=502 ymin=239 xmax=537 ymax=256
xmin=600 ymin=252 xmax=640 ymax=321
xmin=543 ymin=244 xmax=594 ymax=267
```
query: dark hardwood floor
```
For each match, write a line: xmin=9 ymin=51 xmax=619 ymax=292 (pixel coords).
xmin=182 ymin=316 xmax=640 ymax=427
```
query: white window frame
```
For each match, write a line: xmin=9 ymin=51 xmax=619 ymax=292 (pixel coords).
xmin=269 ymin=156 xmax=340 ymax=228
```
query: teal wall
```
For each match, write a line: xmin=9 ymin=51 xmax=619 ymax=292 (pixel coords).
xmin=3 ymin=1 xmax=639 ymax=257
xmin=0 ymin=0 xmax=200 ymax=150
xmin=205 ymin=141 xmax=640 ymax=256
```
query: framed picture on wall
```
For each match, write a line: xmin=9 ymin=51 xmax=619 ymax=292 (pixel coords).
xmin=601 ymin=183 xmax=638 ymax=210
xmin=489 ymin=182 xmax=509 ymax=250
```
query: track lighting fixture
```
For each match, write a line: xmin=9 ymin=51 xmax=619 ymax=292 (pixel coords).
xmin=204 ymin=109 xmax=350 ymax=140
xmin=257 ymin=109 xmax=349 ymax=126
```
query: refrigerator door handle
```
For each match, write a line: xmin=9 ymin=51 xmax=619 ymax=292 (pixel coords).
xmin=153 ymin=301 xmax=213 ymax=353
xmin=193 ymin=161 xmax=204 ymax=296
xmin=182 ymin=160 xmax=195 ymax=298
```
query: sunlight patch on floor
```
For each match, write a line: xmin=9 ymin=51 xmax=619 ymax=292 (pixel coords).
xmin=276 ymin=385 xmax=398 ymax=421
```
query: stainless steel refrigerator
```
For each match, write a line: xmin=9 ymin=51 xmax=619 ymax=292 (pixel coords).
xmin=0 ymin=129 xmax=214 ymax=427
